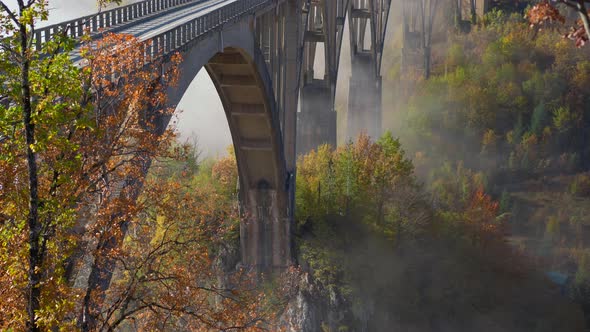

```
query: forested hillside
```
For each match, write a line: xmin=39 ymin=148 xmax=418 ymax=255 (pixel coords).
xmin=292 ymin=133 xmax=583 ymax=331
xmin=379 ymin=4 xmax=590 ymax=330
xmin=2 ymin=0 xmax=590 ymax=330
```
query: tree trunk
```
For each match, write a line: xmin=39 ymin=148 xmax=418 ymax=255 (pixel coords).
xmin=454 ymin=0 xmax=461 ymax=29
xmin=424 ymin=46 xmax=431 ymax=79
xmin=377 ymin=200 xmax=384 ymax=225
xmin=577 ymin=0 xmax=590 ymax=42
xmin=20 ymin=18 xmax=42 ymax=332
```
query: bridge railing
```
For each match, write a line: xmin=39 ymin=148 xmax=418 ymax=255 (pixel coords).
xmin=34 ymin=0 xmax=203 ymax=50
xmin=142 ymin=0 xmax=269 ymax=60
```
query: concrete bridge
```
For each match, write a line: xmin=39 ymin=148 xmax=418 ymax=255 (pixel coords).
xmin=38 ymin=0 xmax=393 ymax=272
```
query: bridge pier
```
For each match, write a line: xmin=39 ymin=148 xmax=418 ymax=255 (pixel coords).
xmin=297 ymin=85 xmax=337 ymax=155
xmin=241 ymin=182 xmax=291 ymax=273
xmin=297 ymin=0 xmax=348 ymax=155
xmin=236 ymin=1 xmax=300 ymax=273
xmin=348 ymin=52 xmax=382 ymax=140
xmin=347 ymin=0 xmax=391 ymax=141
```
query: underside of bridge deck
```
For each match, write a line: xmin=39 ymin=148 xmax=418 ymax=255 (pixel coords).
xmin=161 ymin=13 xmax=297 ymax=273
xmin=206 ymin=48 xmax=292 ymax=271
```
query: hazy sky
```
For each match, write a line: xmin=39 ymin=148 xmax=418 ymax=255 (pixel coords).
xmin=3 ymin=0 xmax=232 ymax=158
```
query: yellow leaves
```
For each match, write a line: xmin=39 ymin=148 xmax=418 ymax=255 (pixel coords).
xmin=212 ymin=153 xmax=238 ymax=190
xmin=19 ymin=8 xmax=35 ymax=26
xmin=481 ymin=129 xmax=498 ymax=154
xmin=572 ymin=61 xmax=590 ymax=93
xmin=297 ymin=132 xmax=417 ymax=226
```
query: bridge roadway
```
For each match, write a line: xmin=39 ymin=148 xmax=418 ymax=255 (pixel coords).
xmin=67 ymin=0 xmax=248 ymax=63
xmin=118 ymin=0 xmax=233 ymax=39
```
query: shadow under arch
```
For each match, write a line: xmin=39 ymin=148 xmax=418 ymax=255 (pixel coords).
xmin=164 ymin=18 xmax=291 ymax=271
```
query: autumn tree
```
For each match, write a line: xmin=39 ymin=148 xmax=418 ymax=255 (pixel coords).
xmin=527 ymin=0 xmax=590 ymax=47
xmin=0 ymin=2 xmax=292 ymax=328
xmin=463 ymin=188 xmax=506 ymax=248
xmin=76 ymin=32 xmax=184 ymax=331
xmin=296 ymin=132 xmax=425 ymax=243
xmin=88 ymin=156 xmax=279 ymax=331
xmin=0 ymin=1 xmax=178 ymax=329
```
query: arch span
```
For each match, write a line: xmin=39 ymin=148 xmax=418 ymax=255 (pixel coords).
xmin=164 ymin=18 xmax=292 ymax=272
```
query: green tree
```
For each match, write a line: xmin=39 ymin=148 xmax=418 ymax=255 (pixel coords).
xmin=498 ymin=190 xmax=511 ymax=214
xmin=531 ymin=103 xmax=547 ymax=135
xmin=553 ymin=106 xmax=579 ymax=133
xmin=0 ymin=2 xmax=88 ymax=329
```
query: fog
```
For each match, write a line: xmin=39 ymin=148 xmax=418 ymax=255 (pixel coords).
xmin=175 ymin=72 xmax=231 ymax=158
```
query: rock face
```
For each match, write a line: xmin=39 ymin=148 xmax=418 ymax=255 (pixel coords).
xmin=214 ymin=239 xmax=242 ymax=291
xmin=216 ymin=241 xmax=241 ymax=274
xmin=281 ymin=273 xmax=354 ymax=332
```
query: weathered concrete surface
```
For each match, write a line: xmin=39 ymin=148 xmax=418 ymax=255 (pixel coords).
xmin=297 ymin=84 xmax=337 ymax=155
xmin=347 ymin=0 xmax=391 ymax=141
xmin=297 ymin=0 xmax=348 ymax=155
xmin=165 ymin=17 xmax=292 ymax=272
xmin=348 ymin=52 xmax=382 ymax=141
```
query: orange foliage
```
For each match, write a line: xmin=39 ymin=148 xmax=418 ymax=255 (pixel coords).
xmin=212 ymin=152 xmax=238 ymax=191
xmin=527 ymin=1 xmax=565 ymax=26
xmin=89 ymin=173 xmax=281 ymax=331
xmin=527 ymin=1 xmax=589 ymax=47
xmin=463 ymin=188 xmax=506 ymax=248
xmin=0 ymin=33 xmax=179 ymax=328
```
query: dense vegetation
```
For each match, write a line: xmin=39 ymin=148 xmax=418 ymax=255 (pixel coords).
xmin=396 ymin=12 xmax=590 ymax=175
xmin=294 ymin=133 xmax=583 ymax=331
xmin=382 ymin=7 xmax=590 ymax=329
xmin=2 ymin=0 xmax=590 ymax=331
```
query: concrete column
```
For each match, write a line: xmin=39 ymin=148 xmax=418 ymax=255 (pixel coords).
xmin=297 ymin=85 xmax=337 ymax=155
xmin=348 ymin=53 xmax=382 ymax=140
xmin=297 ymin=0 xmax=345 ymax=155
xmin=283 ymin=0 xmax=300 ymax=226
xmin=241 ymin=181 xmax=291 ymax=273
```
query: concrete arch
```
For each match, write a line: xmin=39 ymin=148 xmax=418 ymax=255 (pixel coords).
xmin=165 ymin=18 xmax=291 ymax=271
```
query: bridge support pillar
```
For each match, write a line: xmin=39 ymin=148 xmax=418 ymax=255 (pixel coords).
xmin=297 ymin=86 xmax=337 ymax=155
xmin=241 ymin=182 xmax=291 ymax=274
xmin=348 ymin=53 xmax=382 ymax=140
xmin=347 ymin=0 xmax=391 ymax=141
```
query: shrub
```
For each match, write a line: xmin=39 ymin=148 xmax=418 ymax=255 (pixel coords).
xmin=569 ymin=174 xmax=590 ymax=197
xmin=499 ymin=190 xmax=511 ymax=213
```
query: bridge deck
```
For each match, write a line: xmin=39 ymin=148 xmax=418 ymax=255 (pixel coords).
xmin=120 ymin=0 xmax=235 ymax=40
xmin=69 ymin=0 xmax=261 ymax=64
